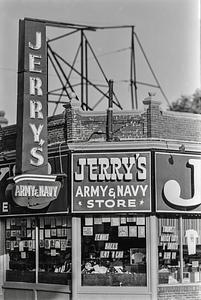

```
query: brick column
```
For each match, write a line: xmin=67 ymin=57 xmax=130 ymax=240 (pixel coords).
xmin=63 ymin=98 xmax=81 ymax=142
xmin=143 ymin=93 xmax=161 ymax=138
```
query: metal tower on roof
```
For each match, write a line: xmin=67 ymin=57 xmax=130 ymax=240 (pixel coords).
xmin=26 ymin=18 xmax=170 ymax=116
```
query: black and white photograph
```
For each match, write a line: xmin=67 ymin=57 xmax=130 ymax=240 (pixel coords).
xmin=0 ymin=0 xmax=200 ymax=299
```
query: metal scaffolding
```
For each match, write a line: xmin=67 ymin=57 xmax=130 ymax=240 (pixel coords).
xmin=29 ymin=18 xmax=170 ymax=116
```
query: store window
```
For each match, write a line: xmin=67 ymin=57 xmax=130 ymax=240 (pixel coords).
xmin=158 ymin=217 xmax=201 ymax=284
xmin=5 ymin=215 xmax=72 ymax=285
xmin=81 ymin=215 xmax=147 ymax=287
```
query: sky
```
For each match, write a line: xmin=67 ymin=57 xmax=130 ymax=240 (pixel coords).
xmin=0 ymin=0 xmax=200 ymax=125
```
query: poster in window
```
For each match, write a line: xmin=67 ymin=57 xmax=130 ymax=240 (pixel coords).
xmin=127 ymin=217 xmax=136 ymax=223
xmin=105 ymin=243 xmax=118 ymax=250
xmin=61 ymin=239 xmax=67 ymax=250
xmin=116 ymin=251 xmax=124 ymax=258
xmin=100 ymin=251 xmax=110 ymax=258
xmin=50 ymin=239 xmax=55 ymax=248
xmin=55 ymin=239 xmax=61 ymax=249
xmin=102 ymin=217 xmax=111 ymax=223
xmin=83 ymin=226 xmax=93 ymax=236
xmin=21 ymin=252 xmax=26 ymax=259
xmin=27 ymin=229 xmax=32 ymax=238
xmin=138 ymin=226 xmax=145 ymax=238
xmin=120 ymin=217 xmax=127 ymax=224
xmin=39 ymin=229 xmax=44 ymax=240
xmin=129 ymin=226 xmax=137 ymax=237
xmin=85 ymin=217 xmax=93 ymax=226
xmin=51 ymin=249 xmax=57 ymax=256
xmin=57 ymin=228 xmax=62 ymax=237
xmin=40 ymin=240 xmax=45 ymax=248
xmin=118 ymin=226 xmax=128 ymax=237
xmin=136 ymin=217 xmax=145 ymax=225
xmin=62 ymin=228 xmax=67 ymax=237
xmin=6 ymin=230 xmax=11 ymax=239
xmin=32 ymin=229 xmax=35 ymax=239
xmin=95 ymin=233 xmax=109 ymax=241
xmin=45 ymin=239 xmax=50 ymax=249
xmin=94 ymin=217 xmax=102 ymax=224
xmin=111 ymin=217 xmax=120 ymax=226
xmin=51 ymin=229 xmax=57 ymax=236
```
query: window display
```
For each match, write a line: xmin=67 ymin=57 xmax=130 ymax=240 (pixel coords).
xmin=5 ymin=215 xmax=72 ymax=285
xmin=81 ymin=215 xmax=147 ymax=286
xmin=158 ymin=218 xmax=180 ymax=284
xmin=183 ymin=218 xmax=201 ymax=284
xmin=158 ymin=217 xmax=201 ymax=284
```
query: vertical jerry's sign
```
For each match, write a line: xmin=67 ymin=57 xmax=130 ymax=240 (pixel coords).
xmin=16 ymin=19 xmax=48 ymax=175
xmin=4 ymin=19 xmax=63 ymax=212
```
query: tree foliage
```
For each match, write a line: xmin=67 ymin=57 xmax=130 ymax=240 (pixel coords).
xmin=170 ymin=89 xmax=201 ymax=114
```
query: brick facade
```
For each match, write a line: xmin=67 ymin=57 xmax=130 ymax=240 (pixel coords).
xmin=1 ymin=94 xmax=201 ymax=153
xmin=158 ymin=285 xmax=201 ymax=300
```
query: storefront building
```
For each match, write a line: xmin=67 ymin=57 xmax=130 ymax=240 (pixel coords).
xmin=0 ymin=95 xmax=201 ymax=300
xmin=0 ymin=18 xmax=201 ymax=300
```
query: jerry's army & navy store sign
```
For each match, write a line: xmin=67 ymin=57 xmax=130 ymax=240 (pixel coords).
xmin=72 ymin=152 xmax=151 ymax=213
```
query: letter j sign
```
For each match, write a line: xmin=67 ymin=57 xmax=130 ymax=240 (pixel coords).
xmin=155 ymin=152 xmax=201 ymax=213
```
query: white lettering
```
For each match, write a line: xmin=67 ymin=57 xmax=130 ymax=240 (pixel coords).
xmin=30 ymin=147 xmax=44 ymax=166
xmin=164 ymin=159 xmax=201 ymax=208
xmin=74 ymin=158 xmax=86 ymax=181
xmin=30 ymin=77 xmax=43 ymax=96
xmin=122 ymin=157 xmax=135 ymax=180
xmin=29 ymin=54 xmax=42 ymax=73
xmin=137 ymin=156 xmax=147 ymax=180
xmin=87 ymin=158 xmax=97 ymax=181
xmin=29 ymin=32 xmax=42 ymax=50
xmin=30 ymin=100 xmax=43 ymax=119
xmin=29 ymin=123 xmax=44 ymax=142
xmin=75 ymin=186 xmax=83 ymax=197
xmin=2 ymin=202 xmax=8 ymax=212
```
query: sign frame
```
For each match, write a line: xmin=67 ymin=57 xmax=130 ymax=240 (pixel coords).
xmin=155 ymin=151 xmax=201 ymax=214
xmin=71 ymin=151 xmax=152 ymax=213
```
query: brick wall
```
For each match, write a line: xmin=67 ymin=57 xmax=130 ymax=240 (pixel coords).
xmin=1 ymin=94 xmax=201 ymax=152
xmin=158 ymin=285 xmax=201 ymax=300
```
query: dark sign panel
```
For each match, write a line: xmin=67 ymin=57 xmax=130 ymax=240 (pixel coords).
xmin=155 ymin=152 xmax=201 ymax=213
xmin=0 ymin=156 xmax=69 ymax=216
xmin=16 ymin=19 xmax=48 ymax=175
xmin=72 ymin=152 xmax=151 ymax=213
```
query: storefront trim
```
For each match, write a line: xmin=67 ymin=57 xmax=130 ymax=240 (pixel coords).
xmin=3 ymin=281 xmax=71 ymax=293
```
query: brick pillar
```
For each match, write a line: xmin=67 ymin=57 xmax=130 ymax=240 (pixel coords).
xmin=143 ymin=93 xmax=161 ymax=138
xmin=63 ymin=98 xmax=81 ymax=142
